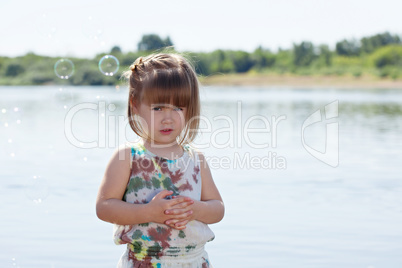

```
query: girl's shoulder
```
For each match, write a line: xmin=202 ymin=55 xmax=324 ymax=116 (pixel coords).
xmin=125 ymin=141 xmax=146 ymax=157
xmin=182 ymin=144 xmax=206 ymax=163
xmin=103 ymin=144 xmax=132 ymax=183
xmin=111 ymin=143 xmax=134 ymax=163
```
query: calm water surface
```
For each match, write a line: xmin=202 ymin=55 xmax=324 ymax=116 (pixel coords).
xmin=0 ymin=86 xmax=402 ymax=268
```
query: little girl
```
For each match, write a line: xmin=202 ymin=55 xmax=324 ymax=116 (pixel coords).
xmin=96 ymin=53 xmax=225 ymax=268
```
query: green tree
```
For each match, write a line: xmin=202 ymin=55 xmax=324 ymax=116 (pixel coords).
xmin=361 ymin=32 xmax=401 ymax=54
xmin=121 ymin=52 xmax=142 ymax=66
xmin=335 ymin=39 xmax=360 ymax=56
xmin=137 ymin=34 xmax=174 ymax=51
xmin=210 ymin=50 xmax=235 ymax=73
xmin=370 ymin=45 xmax=402 ymax=68
xmin=251 ymin=47 xmax=276 ymax=69
xmin=317 ymin=44 xmax=332 ymax=66
xmin=82 ymin=70 xmax=104 ymax=85
xmin=293 ymin=41 xmax=315 ymax=66
xmin=0 ymin=57 xmax=4 ymax=72
xmin=164 ymin=36 xmax=173 ymax=47
xmin=110 ymin=46 xmax=122 ymax=54
xmin=192 ymin=52 xmax=212 ymax=75
xmin=274 ymin=49 xmax=293 ymax=73
xmin=5 ymin=63 xmax=25 ymax=77
xmin=228 ymin=51 xmax=253 ymax=72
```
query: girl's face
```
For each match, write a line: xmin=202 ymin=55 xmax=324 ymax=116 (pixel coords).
xmin=134 ymin=103 xmax=187 ymax=146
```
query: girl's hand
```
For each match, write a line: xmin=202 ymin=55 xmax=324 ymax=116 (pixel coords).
xmin=147 ymin=190 xmax=193 ymax=228
xmin=164 ymin=195 xmax=196 ymax=230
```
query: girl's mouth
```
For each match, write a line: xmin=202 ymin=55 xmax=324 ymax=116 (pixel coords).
xmin=160 ymin=128 xmax=173 ymax=135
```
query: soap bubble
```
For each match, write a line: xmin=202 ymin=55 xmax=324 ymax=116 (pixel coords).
xmin=24 ymin=175 xmax=49 ymax=204
xmin=82 ymin=16 xmax=104 ymax=40
xmin=54 ymin=59 xmax=74 ymax=79
xmin=99 ymin=55 xmax=119 ymax=76
xmin=53 ymin=87 xmax=74 ymax=110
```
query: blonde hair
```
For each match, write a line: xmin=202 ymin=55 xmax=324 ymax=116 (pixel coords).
xmin=124 ymin=53 xmax=200 ymax=145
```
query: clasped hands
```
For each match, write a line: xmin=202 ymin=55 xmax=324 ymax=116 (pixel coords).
xmin=148 ymin=190 xmax=196 ymax=230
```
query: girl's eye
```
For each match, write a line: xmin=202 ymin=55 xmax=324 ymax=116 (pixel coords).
xmin=152 ymin=107 xmax=162 ymax=111
xmin=174 ymin=107 xmax=183 ymax=111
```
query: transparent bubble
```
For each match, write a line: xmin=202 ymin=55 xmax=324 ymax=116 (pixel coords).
xmin=82 ymin=16 xmax=104 ymax=40
xmin=37 ymin=13 xmax=57 ymax=38
xmin=53 ymin=87 xmax=74 ymax=110
xmin=24 ymin=175 xmax=49 ymax=204
xmin=99 ymin=55 xmax=119 ymax=76
xmin=54 ymin=59 xmax=74 ymax=79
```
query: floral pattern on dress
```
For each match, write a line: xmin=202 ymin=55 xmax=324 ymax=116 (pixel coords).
xmin=114 ymin=142 xmax=215 ymax=267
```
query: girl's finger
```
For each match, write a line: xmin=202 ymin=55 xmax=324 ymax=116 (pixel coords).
xmin=165 ymin=219 xmax=179 ymax=225
xmin=165 ymin=208 xmax=193 ymax=217
xmin=154 ymin=190 xmax=174 ymax=200
xmin=166 ymin=220 xmax=189 ymax=230
xmin=173 ymin=225 xmax=186 ymax=230
xmin=169 ymin=200 xmax=194 ymax=209
xmin=171 ymin=196 xmax=192 ymax=205
xmin=165 ymin=218 xmax=189 ymax=230
xmin=175 ymin=220 xmax=189 ymax=228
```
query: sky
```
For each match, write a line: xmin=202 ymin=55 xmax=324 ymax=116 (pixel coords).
xmin=0 ymin=0 xmax=401 ymax=58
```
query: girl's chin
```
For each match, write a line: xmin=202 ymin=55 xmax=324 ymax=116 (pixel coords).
xmin=143 ymin=138 xmax=178 ymax=146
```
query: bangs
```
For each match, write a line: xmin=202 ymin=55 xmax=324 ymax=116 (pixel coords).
xmin=140 ymin=68 xmax=192 ymax=108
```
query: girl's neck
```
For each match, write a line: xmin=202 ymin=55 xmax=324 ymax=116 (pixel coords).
xmin=142 ymin=139 xmax=184 ymax=160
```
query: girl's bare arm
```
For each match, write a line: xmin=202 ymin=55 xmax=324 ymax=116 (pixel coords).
xmin=164 ymin=153 xmax=225 ymax=228
xmin=193 ymin=153 xmax=225 ymax=223
xmin=96 ymin=146 xmax=193 ymax=226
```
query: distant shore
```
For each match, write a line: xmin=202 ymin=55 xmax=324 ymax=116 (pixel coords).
xmin=199 ymin=73 xmax=402 ymax=89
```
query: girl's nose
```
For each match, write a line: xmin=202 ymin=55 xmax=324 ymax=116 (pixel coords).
xmin=161 ymin=110 xmax=173 ymax=124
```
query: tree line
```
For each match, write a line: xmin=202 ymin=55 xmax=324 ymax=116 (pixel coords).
xmin=0 ymin=32 xmax=401 ymax=86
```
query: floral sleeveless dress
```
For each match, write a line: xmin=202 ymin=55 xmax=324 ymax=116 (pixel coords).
xmin=114 ymin=142 xmax=215 ymax=268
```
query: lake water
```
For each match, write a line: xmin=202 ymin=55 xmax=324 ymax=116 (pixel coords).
xmin=1 ymin=85 xmax=402 ymax=268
